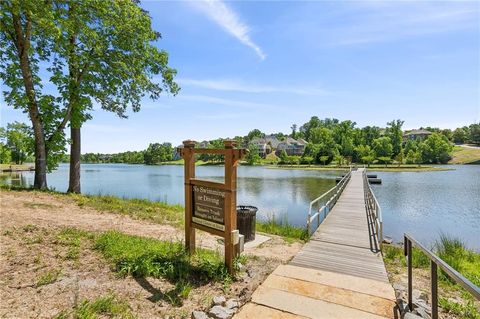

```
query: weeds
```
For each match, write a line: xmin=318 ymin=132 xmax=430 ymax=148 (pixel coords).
xmin=55 ymin=294 xmax=135 ymax=319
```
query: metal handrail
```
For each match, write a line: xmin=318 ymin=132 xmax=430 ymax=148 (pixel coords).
xmin=306 ymin=167 xmax=352 ymax=235
xmin=404 ymin=233 xmax=480 ymax=319
xmin=363 ymin=169 xmax=383 ymax=244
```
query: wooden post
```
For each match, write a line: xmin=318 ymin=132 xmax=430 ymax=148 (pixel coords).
xmin=224 ymin=140 xmax=236 ymax=273
xmin=183 ymin=140 xmax=196 ymax=254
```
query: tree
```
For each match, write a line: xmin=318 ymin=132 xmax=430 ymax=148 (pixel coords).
xmin=5 ymin=122 xmax=33 ymax=164
xmin=144 ymin=143 xmax=173 ymax=165
xmin=421 ymin=133 xmax=453 ymax=164
xmin=355 ymin=144 xmax=375 ymax=165
xmin=1 ymin=0 xmax=68 ymax=188
xmin=43 ymin=1 xmax=178 ymax=193
xmin=452 ymin=128 xmax=468 ymax=144
xmin=373 ymin=137 xmax=393 ymax=159
xmin=469 ymin=124 xmax=480 ymax=145
xmin=290 ymin=124 xmax=297 ymax=138
xmin=246 ymin=129 xmax=264 ymax=142
xmin=245 ymin=145 xmax=261 ymax=165
xmin=406 ymin=149 xmax=422 ymax=166
xmin=386 ymin=120 xmax=404 ymax=157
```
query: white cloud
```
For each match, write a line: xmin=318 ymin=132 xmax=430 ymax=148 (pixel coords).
xmin=179 ymin=78 xmax=330 ymax=95
xmin=179 ymin=94 xmax=279 ymax=110
xmin=329 ymin=2 xmax=479 ymax=46
xmin=192 ymin=0 xmax=266 ymax=60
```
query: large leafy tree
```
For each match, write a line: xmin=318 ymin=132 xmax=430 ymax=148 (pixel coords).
xmin=47 ymin=0 xmax=178 ymax=193
xmin=5 ymin=121 xmax=33 ymax=164
xmin=1 ymin=0 xmax=68 ymax=188
xmin=144 ymin=142 xmax=174 ymax=165
xmin=373 ymin=137 xmax=393 ymax=159
xmin=386 ymin=119 xmax=404 ymax=157
xmin=421 ymin=133 xmax=452 ymax=164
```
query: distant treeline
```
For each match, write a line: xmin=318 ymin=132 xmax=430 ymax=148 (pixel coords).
xmin=3 ymin=118 xmax=479 ymax=166
xmin=74 ymin=119 xmax=479 ymax=166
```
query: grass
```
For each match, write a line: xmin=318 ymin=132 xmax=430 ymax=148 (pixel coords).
xmin=70 ymin=194 xmax=184 ymax=227
xmin=37 ymin=269 xmax=62 ymax=287
xmin=55 ymin=227 xmax=94 ymax=261
xmin=54 ymin=294 xmax=135 ymax=319
xmin=256 ymin=214 xmax=308 ymax=242
xmin=94 ymin=230 xmax=235 ymax=305
xmin=450 ymin=146 xmax=480 ymax=164
xmin=439 ymin=298 xmax=480 ymax=319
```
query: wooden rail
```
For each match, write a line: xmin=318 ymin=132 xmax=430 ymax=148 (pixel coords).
xmin=404 ymin=233 xmax=480 ymax=319
xmin=363 ymin=169 xmax=383 ymax=244
xmin=306 ymin=168 xmax=352 ymax=235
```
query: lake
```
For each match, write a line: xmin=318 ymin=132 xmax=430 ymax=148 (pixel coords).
xmin=2 ymin=164 xmax=479 ymax=250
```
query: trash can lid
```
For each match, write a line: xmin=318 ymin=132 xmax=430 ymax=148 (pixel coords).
xmin=236 ymin=205 xmax=258 ymax=214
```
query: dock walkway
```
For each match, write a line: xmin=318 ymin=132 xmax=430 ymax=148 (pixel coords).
xmin=235 ymin=169 xmax=396 ymax=319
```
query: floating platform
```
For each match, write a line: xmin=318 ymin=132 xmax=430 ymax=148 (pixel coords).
xmin=368 ymin=178 xmax=382 ymax=184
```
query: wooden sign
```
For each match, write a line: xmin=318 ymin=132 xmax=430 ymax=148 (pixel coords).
xmin=192 ymin=185 xmax=225 ymax=231
xmin=178 ymin=140 xmax=247 ymax=274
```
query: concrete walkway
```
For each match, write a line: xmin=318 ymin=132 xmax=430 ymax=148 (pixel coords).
xmin=235 ymin=169 xmax=396 ymax=319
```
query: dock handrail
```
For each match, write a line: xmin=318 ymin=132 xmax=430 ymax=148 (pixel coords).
xmin=306 ymin=167 xmax=352 ymax=235
xmin=363 ymin=169 xmax=383 ymax=244
xmin=404 ymin=233 xmax=480 ymax=319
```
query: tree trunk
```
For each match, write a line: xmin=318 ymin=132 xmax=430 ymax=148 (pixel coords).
xmin=12 ymin=13 xmax=48 ymax=189
xmin=68 ymin=126 xmax=81 ymax=193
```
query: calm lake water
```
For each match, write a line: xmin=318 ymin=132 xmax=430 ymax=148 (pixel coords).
xmin=2 ymin=164 xmax=479 ymax=250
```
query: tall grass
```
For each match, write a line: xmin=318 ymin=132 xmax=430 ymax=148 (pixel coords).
xmin=256 ymin=213 xmax=308 ymax=241
xmin=383 ymin=234 xmax=480 ymax=288
xmin=434 ymin=234 xmax=480 ymax=287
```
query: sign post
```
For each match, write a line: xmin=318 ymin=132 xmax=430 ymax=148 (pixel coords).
xmin=179 ymin=140 xmax=247 ymax=274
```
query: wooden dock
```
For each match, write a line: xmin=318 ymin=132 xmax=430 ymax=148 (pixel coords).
xmin=235 ymin=169 xmax=396 ymax=319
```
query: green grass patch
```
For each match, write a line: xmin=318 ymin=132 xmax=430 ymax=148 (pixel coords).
xmin=71 ymin=194 xmax=184 ymax=227
xmin=94 ymin=230 xmax=232 ymax=284
xmin=55 ymin=227 xmax=94 ymax=261
xmin=37 ymin=269 xmax=61 ymax=287
xmin=55 ymin=294 xmax=135 ymax=319
xmin=439 ymin=298 xmax=480 ymax=319
xmin=256 ymin=215 xmax=308 ymax=241
xmin=450 ymin=146 xmax=480 ymax=164
xmin=382 ymin=244 xmax=430 ymax=268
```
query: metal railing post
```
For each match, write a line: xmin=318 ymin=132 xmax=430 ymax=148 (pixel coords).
xmin=431 ymin=261 xmax=438 ymax=319
xmin=407 ymin=237 xmax=413 ymax=311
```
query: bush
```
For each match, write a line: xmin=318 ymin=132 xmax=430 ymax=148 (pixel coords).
xmin=300 ymin=156 xmax=314 ymax=165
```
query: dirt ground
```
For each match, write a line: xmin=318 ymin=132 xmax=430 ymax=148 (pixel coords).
xmin=0 ymin=190 xmax=302 ymax=318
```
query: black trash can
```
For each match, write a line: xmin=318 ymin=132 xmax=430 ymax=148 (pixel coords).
xmin=236 ymin=205 xmax=257 ymax=242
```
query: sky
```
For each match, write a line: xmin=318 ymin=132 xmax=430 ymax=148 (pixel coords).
xmin=1 ymin=0 xmax=479 ymax=153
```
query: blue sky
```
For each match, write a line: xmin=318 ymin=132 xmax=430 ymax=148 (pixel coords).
xmin=1 ymin=0 xmax=479 ymax=153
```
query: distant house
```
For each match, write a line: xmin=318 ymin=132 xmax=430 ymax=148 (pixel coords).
xmin=276 ymin=137 xmax=306 ymax=156
xmin=173 ymin=145 xmax=183 ymax=160
xmin=199 ymin=140 xmax=210 ymax=148
xmin=249 ymin=135 xmax=282 ymax=158
xmin=403 ymin=129 xmax=432 ymax=142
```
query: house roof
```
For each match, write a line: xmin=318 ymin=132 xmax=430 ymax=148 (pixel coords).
xmin=404 ymin=129 xmax=432 ymax=136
